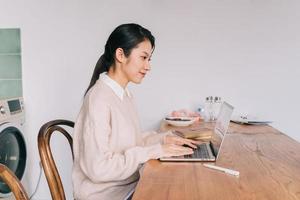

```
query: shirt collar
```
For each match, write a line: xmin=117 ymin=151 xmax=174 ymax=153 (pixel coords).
xmin=99 ymin=72 xmax=131 ymax=100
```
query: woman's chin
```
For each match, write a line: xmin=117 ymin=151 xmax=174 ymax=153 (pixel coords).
xmin=131 ymin=77 xmax=143 ymax=84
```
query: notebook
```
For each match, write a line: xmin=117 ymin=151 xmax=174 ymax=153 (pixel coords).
xmin=173 ymin=127 xmax=213 ymax=139
xmin=159 ymin=102 xmax=234 ymax=162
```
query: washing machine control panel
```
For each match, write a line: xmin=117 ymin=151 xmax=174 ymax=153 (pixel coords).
xmin=0 ymin=106 xmax=5 ymax=114
xmin=0 ymin=97 xmax=24 ymax=123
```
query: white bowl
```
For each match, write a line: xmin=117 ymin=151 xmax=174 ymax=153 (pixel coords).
xmin=164 ymin=117 xmax=196 ymax=127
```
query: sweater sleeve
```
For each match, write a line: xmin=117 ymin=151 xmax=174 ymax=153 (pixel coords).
xmin=78 ymin=99 xmax=163 ymax=183
xmin=141 ymin=130 xmax=173 ymax=146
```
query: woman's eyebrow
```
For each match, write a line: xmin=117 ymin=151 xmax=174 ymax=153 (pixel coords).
xmin=142 ymin=51 xmax=150 ymax=56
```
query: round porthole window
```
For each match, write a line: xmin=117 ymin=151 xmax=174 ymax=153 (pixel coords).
xmin=0 ymin=125 xmax=27 ymax=196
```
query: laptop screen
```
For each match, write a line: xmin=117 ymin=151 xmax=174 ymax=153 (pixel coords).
xmin=210 ymin=102 xmax=234 ymax=157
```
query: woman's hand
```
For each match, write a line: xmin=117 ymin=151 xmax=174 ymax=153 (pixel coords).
xmin=163 ymin=135 xmax=200 ymax=149
xmin=161 ymin=144 xmax=194 ymax=157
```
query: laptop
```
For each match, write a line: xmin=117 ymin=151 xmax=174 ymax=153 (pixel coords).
xmin=159 ymin=101 xmax=234 ymax=162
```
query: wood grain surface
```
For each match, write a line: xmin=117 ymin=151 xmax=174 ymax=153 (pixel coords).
xmin=133 ymin=121 xmax=300 ymax=200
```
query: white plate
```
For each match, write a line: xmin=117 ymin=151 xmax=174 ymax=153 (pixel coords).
xmin=231 ymin=115 xmax=272 ymax=125
xmin=164 ymin=117 xmax=196 ymax=127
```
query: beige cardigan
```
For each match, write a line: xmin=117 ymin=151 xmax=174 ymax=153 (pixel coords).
xmin=72 ymin=78 xmax=167 ymax=200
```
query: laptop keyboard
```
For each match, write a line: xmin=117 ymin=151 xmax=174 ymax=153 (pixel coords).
xmin=184 ymin=143 xmax=211 ymax=159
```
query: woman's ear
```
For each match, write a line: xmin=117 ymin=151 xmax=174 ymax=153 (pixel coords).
xmin=115 ymin=48 xmax=126 ymax=63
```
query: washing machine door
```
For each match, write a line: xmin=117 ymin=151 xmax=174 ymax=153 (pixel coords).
xmin=0 ymin=122 xmax=27 ymax=197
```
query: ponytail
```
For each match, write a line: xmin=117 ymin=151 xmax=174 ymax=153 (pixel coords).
xmin=84 ymin=54 xmax=110 ymax=96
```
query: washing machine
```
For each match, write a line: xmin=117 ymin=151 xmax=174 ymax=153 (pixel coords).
xmin=0 ymin=97 xmax=26 ymax=198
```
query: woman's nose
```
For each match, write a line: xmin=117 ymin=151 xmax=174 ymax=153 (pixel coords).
xmin=145 ymin=61 xmax=151 ymax=71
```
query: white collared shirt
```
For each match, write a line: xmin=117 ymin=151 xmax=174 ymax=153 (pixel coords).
xmin=99 ymin=72 xmax=131 ymax=100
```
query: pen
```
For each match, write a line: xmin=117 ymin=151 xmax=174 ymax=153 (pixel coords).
xmin=203 ymin=163 xmax=240 ymax=177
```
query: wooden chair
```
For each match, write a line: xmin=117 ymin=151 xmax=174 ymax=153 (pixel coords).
xmin=0 ymin=164 xmax=29 ymax=200
xmin=37 ymin=119 xmax=74 ymax=200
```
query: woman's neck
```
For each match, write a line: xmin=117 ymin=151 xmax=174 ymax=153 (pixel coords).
xmin=107 ymin=68 xmax=128 ymax=89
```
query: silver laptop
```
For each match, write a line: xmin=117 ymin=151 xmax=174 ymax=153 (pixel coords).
xmin=160 ymin=102 xmax=234 ymax=162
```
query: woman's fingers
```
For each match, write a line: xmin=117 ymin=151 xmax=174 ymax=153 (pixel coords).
xmin=175 ymin=137 xmax=198 ymax=149
xmin=177 ymin=146 xmax=194 ymax=156
xmin=184 ymin=141 xmax=197 ymax=149
xmin=164 ymin=135 xmax=202 ymax=149
xmin=173 ymin=144 xmax=194 ymax=154
xmin=162 ymin=144 xmax=194 ymax=157
xmin=185 ymin=138 xmax=201 ymax=144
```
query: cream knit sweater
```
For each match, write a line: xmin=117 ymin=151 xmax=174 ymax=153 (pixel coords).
xmin=72 ymin=76 xmax=167 ymax=200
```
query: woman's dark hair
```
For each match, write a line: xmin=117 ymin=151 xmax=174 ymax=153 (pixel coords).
xmin=85 ymin=23 xmax=155 ymax=95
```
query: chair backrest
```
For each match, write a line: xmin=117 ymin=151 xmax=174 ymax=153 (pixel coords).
xmin=37 ymin=119 xmax=74 ymax=200
xmin=0 ymin=164 xmax=29 ymax=200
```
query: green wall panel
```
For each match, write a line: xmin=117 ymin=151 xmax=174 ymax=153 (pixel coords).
xmin=0 ymin=55 xmax=22 ymax=79
xmin=0 ymin=29 xmax=21 ymax=54
xmin=0 ymin=28 xmax=22 ymax=100
xmin=0 ymin=80 xmax=23 ymax=99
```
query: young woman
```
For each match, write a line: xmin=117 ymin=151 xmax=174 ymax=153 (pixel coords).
xmin=72 ymin=23 xmax=198 ymax=200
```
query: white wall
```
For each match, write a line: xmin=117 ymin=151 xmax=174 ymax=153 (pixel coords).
xmin=1 ymin=0 xmax=300 ymax=199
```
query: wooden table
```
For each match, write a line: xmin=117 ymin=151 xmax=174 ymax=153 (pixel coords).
xmin=133 ymin=121 xmax=300 ymax=200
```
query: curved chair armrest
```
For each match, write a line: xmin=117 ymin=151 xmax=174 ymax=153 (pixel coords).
xmin=0 ymin=164 xmax=29 ymax=200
